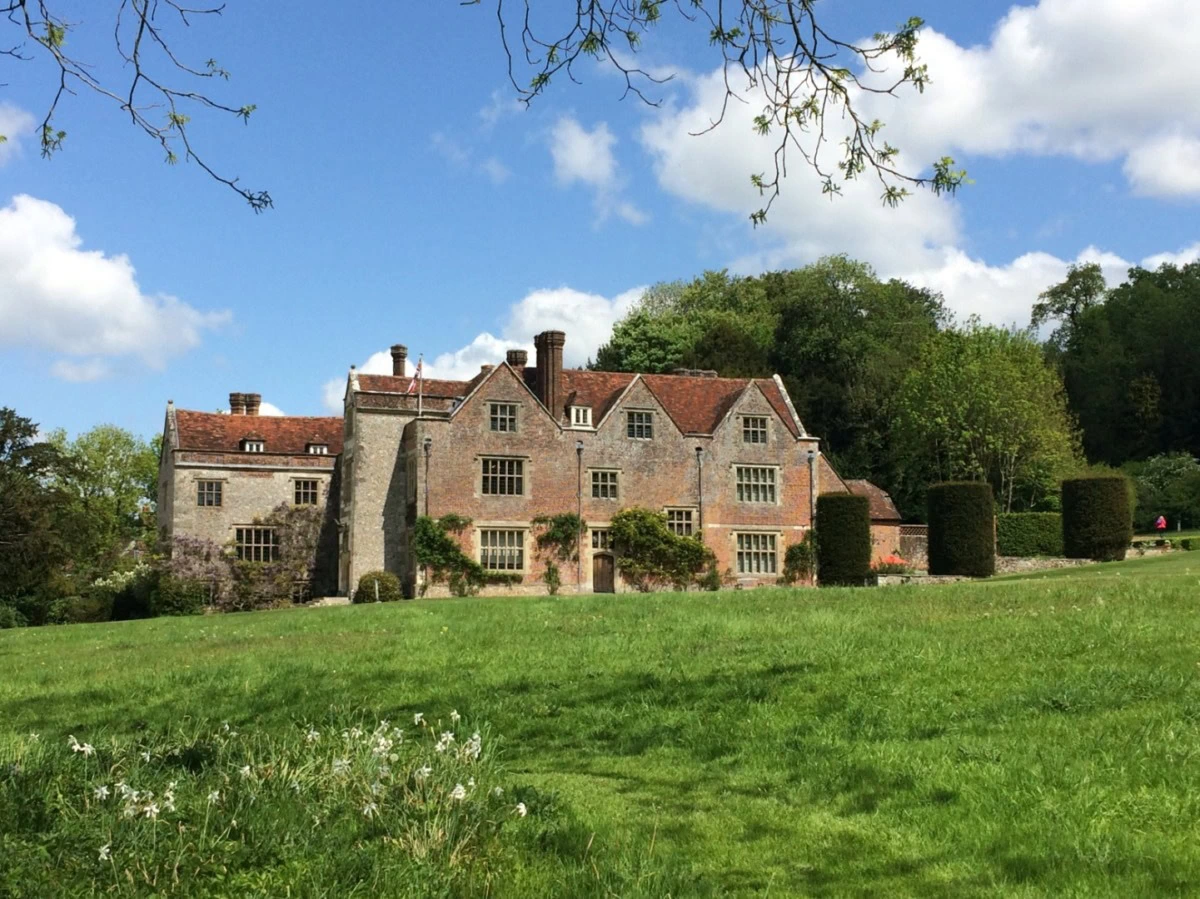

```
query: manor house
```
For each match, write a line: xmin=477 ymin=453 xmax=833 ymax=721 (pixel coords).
xmin=158 ymin=330 xmax=900 ymax=597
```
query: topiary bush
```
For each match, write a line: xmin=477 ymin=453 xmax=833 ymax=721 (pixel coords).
xmin=815 ymin=494 xmax=871 ymax=586
xmin=996 ymin=512 xmax=1063 ymax=557
xmin=353 ymin=570 xmax=403 ymax=604
xmin=927 ymin=482 xmax=996 ymax=577
xmin=1062 ymin=476 xmax=1132 ymax=561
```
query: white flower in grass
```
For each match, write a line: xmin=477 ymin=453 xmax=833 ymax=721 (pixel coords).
xmin=362 ymin=801 xmax=378 ymax=819
xmin=28 ymin=732 xmax=39 ymax=742
xmin=492 ymin=786 xmax=504 ymax=797
xmin=143 ymin=802 xmax=160 ymax=820
xmin=82 ymin=743 xmax=95 ymax=757
xmin=290 ymin=779 xmax=302 ymax=794
xmin=515 ymin=802 xmax=527 ymax=817
xmin=450 ymin=783 xmax=467 ymax=801
xmin=305 ymin=727 xmax=320 ymax=744
xmin=372 ymin=736 xmax=393 ymax=758
xmin=139 ymin=751 xmax=150 ymax=763
xmin=122 ymin=805 xmax=137 ymax=819
xmin=93 ymin=785 xmax=110 ymax=800
xmin=413 ymin=712 xmax=424 ymax=726
xmin=207 ymin=790 xmax=221 ymax=805
xmin=239 ymin=765 xmax=252 ymax=779
xmin=450 ymin=710 xmax=461 ymax=724
xmin=163 ymin=796 xmax=176 ymax=813
xmin=379 ymin=765 xmax=391 ymax=779
xmin=370 ymin=781 xmax=383 ymax=796
xmin=98 ymin=844 xmax=111 ymax=862
xmin=350 ymin=726 xmax=364 ymax=740
xmin=331 ymin=758 xmax=350 ymax=776
xmin=391 ymin=727 xmax=404 ymax=742
xmin=463 ymin=731 xmax=483 ymax=761
xmin=388 ymin=752 xmax=399 ymax=763
xmin=467 ymin=777 xmax=475 ymax=789
xmin=415 ymin=765 xmax=432 ymax=781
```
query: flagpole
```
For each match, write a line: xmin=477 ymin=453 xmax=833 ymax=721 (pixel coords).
xmin=417 ymin=354 xmax=423 ymax=417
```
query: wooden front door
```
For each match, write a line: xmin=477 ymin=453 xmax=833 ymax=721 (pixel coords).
xmin=592 ymin=554 xmax=615 ymax=593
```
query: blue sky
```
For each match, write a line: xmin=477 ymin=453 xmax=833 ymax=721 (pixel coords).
xmin=2 ymin=0 xmax=1199 ymax=439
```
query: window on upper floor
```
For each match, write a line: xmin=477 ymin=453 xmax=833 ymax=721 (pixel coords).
xmin=742 ymin=416 xmax=768 ymax=444
xmin=294 ymin=479 xmax=319 ymax=505
xmin=736 ymin=532 xmax=777 ymax=574
xmin=307 ymin=444 xmax=329 ymax=455
xmin=736 ymin=466 xmax=777 ymax=503
xmin=665 ymin=508 xmax=695 ymax=536
xmin=481 ymin=457 xmax=524 ymax=495
xmin=489 ymin=403 xmax=518 ymax=433
xmin=480 ymin=529 xmax=525 ymax=571
xmin=627 ymin=410 xmax=653 ymax=440
xmin=591 ymin=470 xmax=619 ymax=500
xmin=570 ymin=405 xmax=593 ymax=427
xmin=235 ymin=526 xmax=279 ymax=562
xmin=196 ymin=480 xmax=222 ymax=507
xmin=241 ymin=439 xmax=264 ymax=453
xmin=591 ymin=528 xmax=611 ymax=550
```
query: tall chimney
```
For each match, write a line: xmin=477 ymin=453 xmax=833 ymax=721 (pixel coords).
xmin=506 ymin=349 xmax=528 ymax=370
xmin=244 ymin=393 xmax=262 ymax=416
xmin=390 ymin=344 xmax=408 ymax=377
xmin=533 ymin=330 xmax=565 ymax=418
xmin=229 ymin=392 xmax=246 ymax=415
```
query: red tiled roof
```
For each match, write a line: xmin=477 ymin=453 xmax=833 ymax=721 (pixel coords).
xmin=357 ymin=374 xmax=471 ymax=397
xmin=846 ymin=479 xmax=902 ymax=521
xmin=561 ymin=369 xmax=636 ymax=422
xmin=174 ymin=410 xmax=343 ymax=455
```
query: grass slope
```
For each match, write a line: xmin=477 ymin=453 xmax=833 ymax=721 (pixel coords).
xmin=3 ymin=556 xmax=1200 ymax=896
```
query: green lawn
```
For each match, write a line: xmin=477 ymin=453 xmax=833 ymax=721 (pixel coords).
xmin=1134 ymin=528 xmax=1200 ymax=543
xmin=3 ymin=556 xmax=1200 ymax=896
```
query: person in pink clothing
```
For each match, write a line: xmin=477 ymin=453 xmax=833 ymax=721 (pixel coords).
xmin=1155 ymin=514 xmax=1168 ymax=533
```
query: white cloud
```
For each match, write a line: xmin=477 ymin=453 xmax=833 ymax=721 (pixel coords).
xmin=0 ymin=195 xmax=229 ymax=379
xmin=481 ymin=157 xmax=512 ymax=184
xmin=1141 ymin=242 xmax=1200 ymax=270
xmin=432 ymin=132 xmax=514 ymax=186
xmin=479 ymin=89 xmax=524 ymax=129
xmin=50 ymin=358 xmax=112 ymax=383
xmin=0 ymin=104 xmax=34 ymax=165
xmin=1124 ymin=135 xmax=1200 ymax=199
xmin=220 ymin=401 xmax=286 ymax=416
xmin=322 ymin=286 xmax=644 ymax=410
xmin=549 ymin=116 xmax=647 ymax=225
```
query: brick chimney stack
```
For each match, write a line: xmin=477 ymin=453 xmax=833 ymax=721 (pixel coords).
xmin=244 ymin=393 xmax=262 ymax=416
xmin=229 ymin=392 xmax=246 ymax=415
xmin=390 ymin=344 xmax=408 ymax=377
xmin=506 ymin=349 xmax=528 ymax=370
xmin=533 ymin=330 xmax=565 ymax=417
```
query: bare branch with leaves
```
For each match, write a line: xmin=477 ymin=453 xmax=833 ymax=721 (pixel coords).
xmin=471 ymin=0 xmax=967 ymax=224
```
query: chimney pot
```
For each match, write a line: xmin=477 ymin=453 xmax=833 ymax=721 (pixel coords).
xmin=244 ymin=393 xmax=262 ymax=416
xmin=229 ymin=392 xmax=246 ymax=415
xmin=506 ymin=349 xmax=528 ymax=368
xmin=390 ymin=344 xmax=408 ymax=377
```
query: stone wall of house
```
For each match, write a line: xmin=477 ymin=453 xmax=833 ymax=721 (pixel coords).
xmin=404 ymin=366 xmax=821 ymax=596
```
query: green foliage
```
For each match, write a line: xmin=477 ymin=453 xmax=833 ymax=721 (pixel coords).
xmin=1062 ymin=476 xmax=1133 ymax=561
xmin=1031 ymin=262 xmax=1107 ymax=353
xmin=781 ymin=531 xmax=817 ymax=585
xmin=609 ymin=507 xmax=715 ymax=592
xmin=815 ymin=494 xmax=871 ymax=586
xmin=532 ymin=513 xmax=586 ymax=562
xmin=413 ymin=516 xmax=520 ymax=597
xmin=897 ymin=323 xmax=1080 ymax=513
xmin=353 ymin=570 xmax=403 ymax=604
xmin=543 ymin=561 xmax=562 ymax=596
xmin=996 ymin=513 xmax=1064 ymax=557
xmin=152 ymin=574 xmax=209 ymax=616
xmin=1125 ymin=453 xmax=1200 ymax=531
xmin=0 ymin=603 xmax=27 ymax=629
xmin=1182 ymin=539 xmax=1194 ymax=551
xmin=927 ymin=482 xmax=996 ymax=577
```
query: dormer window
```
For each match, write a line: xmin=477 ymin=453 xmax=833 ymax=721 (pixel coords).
xmin=570 ymin=405 xmax=592 ymax=428
xmin=241 ymin=439 xmax=265 ymax=453
xmin=307 ymin=444 xmax=329 ymax=455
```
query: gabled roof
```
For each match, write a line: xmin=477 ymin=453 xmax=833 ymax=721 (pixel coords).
xmin=846 ymin=479 xmax=902 ymax=522
xmin=173 ymin=410 xmax=344 ymax=455
xmin=357 ymin=374 xmax=471 ymax=397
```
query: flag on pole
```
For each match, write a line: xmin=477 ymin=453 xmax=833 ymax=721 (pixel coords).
xmin=406 ymin=358 xmax=422 ymax=395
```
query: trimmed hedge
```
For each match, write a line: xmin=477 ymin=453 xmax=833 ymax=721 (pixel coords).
xmin=815 ymin=494 xmax=872 ymax=586
xmin=996 ymin=513 xmax=1063 ymax=557
xmin=1062 ymin=476 xmax=1132 ymax=561
xmin=353 ymin=570 xmax=403 ymax=604
xmin=927 ymin=482 xmax=996 ymax=577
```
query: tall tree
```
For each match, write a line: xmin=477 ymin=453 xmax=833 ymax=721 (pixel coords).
xmin=896 ymin=323 xmax=1080 ymax=512
xmin=1031 ymin=262 xmax=1107 ymax=354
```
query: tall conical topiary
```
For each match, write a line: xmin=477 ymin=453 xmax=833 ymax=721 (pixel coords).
xmin=815 ymin=493 xmax=872 ymax=586
xmin=927 ymin=482 xmax=995 ymax=577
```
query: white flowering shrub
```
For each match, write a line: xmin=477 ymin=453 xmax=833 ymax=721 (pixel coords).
xmin=0 ymin=713 xmax=572 ymax=895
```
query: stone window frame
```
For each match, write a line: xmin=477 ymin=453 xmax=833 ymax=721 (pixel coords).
xmin=196 ymin=479 xmax=223 ymax=508
xmin=481 ymin=456 xmax=525 ymax=496
xmin=734 ymin=531 xmax=779 ymax=575
xmin=293 ymin=478 xmax=320 ymax=506
xmin=234 ymin=526 xmax=280 ymax=562
xmin=570 ymin=405 xmax=593 ymax=428
xmin=488 ymin=402 xmax=518 ymax=433
xmin=734 ymin=465 xmax=779 ymax=504
xmin=478 ymin=528 xmax=527 ymax=572
xmin=590 ymin=468 xmax=620 ymax=500
xmin=626 ymin=409 xmax=654 ymax=440
xmin=591 ymin=528 xmax=612 ymax=551
xmin=241 ymin=439 xmax=265 ymax=453
xmin=741 ymin=415 xmax=769 ymax=445
xmin=664 ymin=506 xmax=696 ymax=537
